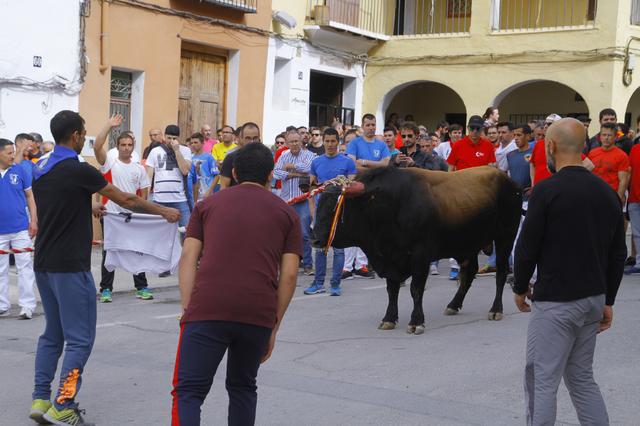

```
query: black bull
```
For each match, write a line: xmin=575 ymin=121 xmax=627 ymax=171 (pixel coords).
xmin=311 ymin=166 xmax=522 ymax=334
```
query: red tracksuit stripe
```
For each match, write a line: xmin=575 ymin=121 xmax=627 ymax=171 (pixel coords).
xmin=171 ymin=323 xmax=185 ymax=425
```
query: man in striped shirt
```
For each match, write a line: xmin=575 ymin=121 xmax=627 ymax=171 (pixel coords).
xmin=274 ymin=130 xmax=317 ymax=275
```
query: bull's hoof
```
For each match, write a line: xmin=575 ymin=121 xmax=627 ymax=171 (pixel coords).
xmin=378 ymin=321 xmax=396 ymax=330
xmin=406 ymin=324 xmax=425 ymax=335
xmin=444 ymin=307 xmax=459 ymax=316
xmin=488 ymin=312 xmax=504 ymax=321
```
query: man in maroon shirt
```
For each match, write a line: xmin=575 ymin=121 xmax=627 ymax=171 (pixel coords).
xmin=171 ymin=143 xmax=302 ymax=426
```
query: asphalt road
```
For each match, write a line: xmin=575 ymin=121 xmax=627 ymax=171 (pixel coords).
xmin=1 ymin=260 xmax=639 ymax=425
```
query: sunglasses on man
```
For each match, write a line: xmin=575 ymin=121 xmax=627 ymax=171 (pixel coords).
xmin=401 ymin=134 xmax=415 ymax=139
xmin=469 ymin=126 xmax=482 ymax=131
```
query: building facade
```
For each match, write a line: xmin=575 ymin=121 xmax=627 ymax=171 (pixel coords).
xmin=311 ymin=0 xmax=640 ymax=135
xmin=79 ymin=0 xmax=271 ymax=156
xmin=0 ymin=0 xmax=84 ymax=141
xmin=263 ymin=0 xmax=372 ymax=143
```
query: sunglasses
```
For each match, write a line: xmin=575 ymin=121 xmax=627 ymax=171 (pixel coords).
xmin=275 ymin=141 xmax=285 ymax=145
xmin=469 ymin=126 xmax=482 ymax=131
xmin=401 ymin=134 xmax=415 ymax=139
xmin=312 ymin=133 xmax=320 ymax=136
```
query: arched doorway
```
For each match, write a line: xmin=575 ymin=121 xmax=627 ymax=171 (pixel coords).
xmin=625 ymin=86 xmax=640 ymax=130
xmin=493 ymin=80 xmax=589 ymax=124
xmin=379 ymin=81 xmax=466 ymax=130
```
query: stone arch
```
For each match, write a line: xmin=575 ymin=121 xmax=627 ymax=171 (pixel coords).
xmin=492 ymin=80 xmax=590 ymax=124
xmin=376 ymin=80 xmax=467 ymax=131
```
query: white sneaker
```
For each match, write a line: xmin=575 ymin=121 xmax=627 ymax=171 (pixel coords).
xmin=18 ymin=308 xmax=33 ymax=320
xmin=430 ymin=264 xmax=439 ymax=275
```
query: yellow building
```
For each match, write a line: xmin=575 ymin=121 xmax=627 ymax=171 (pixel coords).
xmin=303 ymin=0 xmax=640 ymax=134
xmin=79 ymin=0 xmax=271 ymax=155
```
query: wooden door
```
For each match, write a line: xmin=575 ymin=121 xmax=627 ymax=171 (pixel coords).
xmin=179 ymin=50 xmax=226 ymax=139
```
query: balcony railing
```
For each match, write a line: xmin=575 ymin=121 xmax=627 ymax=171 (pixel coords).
xmin=306 ymin=0 xmax=395 ymax=36
xmin=492 ymin=0 xmax=597 ymax=32
xmin=394 ymin=0 xmax=472 ymax=36
xmin=201 ymin=0 xmax=257 ymax=13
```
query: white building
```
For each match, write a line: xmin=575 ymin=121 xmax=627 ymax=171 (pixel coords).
xmin=0 ymin=0 xmax=84 ymax=141
xmin=263 ymin=1 xmax=375 ymax=144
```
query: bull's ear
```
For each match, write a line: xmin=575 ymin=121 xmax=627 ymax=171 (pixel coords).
xmin=344 ymin=181 xmax=365 ymax=198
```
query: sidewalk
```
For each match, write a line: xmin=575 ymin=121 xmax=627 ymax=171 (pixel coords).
xmin=6 ymin=247 xmax=180 ymax=307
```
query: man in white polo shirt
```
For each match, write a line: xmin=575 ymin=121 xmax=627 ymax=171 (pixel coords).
xmin=94 ymin=130 xmax=152 ymax=303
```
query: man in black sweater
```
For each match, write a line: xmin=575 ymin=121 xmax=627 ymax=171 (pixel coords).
xmin=513 ymin=118 xmax=626 ymax=426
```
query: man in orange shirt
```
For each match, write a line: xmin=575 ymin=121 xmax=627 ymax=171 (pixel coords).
xmin=588 ymin=122 xmax=630 ymax=201
xmin=447 ymin=115 xmax=496 ymax=171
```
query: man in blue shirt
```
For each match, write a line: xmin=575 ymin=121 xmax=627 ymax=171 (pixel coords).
xmin=0 ymin=139 xmax=38 ymax=320
xmin=305 ymin=128 xmax=357 ymax=296
xmin=343 ymin=113 xmax=390 ymax=279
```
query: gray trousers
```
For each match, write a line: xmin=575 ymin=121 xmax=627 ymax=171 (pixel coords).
xmin=525 ymin=294 xmax=609 ymax=426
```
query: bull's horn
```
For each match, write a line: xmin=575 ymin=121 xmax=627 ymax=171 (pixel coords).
xmin=344 ymin=182 xmax=365 ymax=198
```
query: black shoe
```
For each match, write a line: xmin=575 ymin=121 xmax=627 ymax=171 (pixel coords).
xmin=624 ymin=257 xmax=636 ymax=266
xmin=354 ymin=267 xmax=375 ymax=279
xmin=159 ymin=271 xmax=171 ymax=278
xmin=340 ymin=270 xmax=353 ymax=280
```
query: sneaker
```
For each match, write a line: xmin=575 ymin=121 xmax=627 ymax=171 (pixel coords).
xmin=429 ymin=264 xmax=439 ymax=275
xmin=330 ymin=286 xmax=342 ymax=296
xmin=303 ymin=284 xmax=326 ymax=295
xmin=136 ymin=288 xmax=154 ymax=300
xmin=19 ymin=307 xmax=33 ymax=320
xmin=624 ymin=256 xmax=636 ymax=266
xmin=159 ymin=270 xmax=171 ymax=278
xmin=477 ymin=265 xmax=497 ymax=275
xmin=624 ymin=266 xmax=640 ymax=275
xmin=354 ymin=266 xmax=375 ymax=279
xmin=43 ymin=406 xmax=94 ymax=426
xmin=340 ymin=270 xmax=353 ymax=280
xmin=99 ymin=289 xmax=112 ymax=303
xmin=303 ymin=267 xmax=315 ymax=276
xmin=30 ymin=399 xmax=52 ymax=424
xmin=449 ymin=268 xmax=459 ymax=281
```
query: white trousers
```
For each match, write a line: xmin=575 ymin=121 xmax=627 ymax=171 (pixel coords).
xmin=0 ymin=230 xmax=36 ymax=311
xmin=344 ymin=247 xmax=368 ymax=271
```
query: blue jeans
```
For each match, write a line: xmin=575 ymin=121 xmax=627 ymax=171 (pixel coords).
xmin=156 ymin=201 xmax=191 ymax=228
xmin=485 ymin=242 xmax=513 ymax=268
xmin=292 ymin=201 xmax=313 ymax=268
xmin=33 ymin=271 xmax=97 ymax=409
xmin=314 ymin=248 xmax=345 ymax=288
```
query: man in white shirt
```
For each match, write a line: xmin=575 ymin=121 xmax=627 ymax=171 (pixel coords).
xmin=93 ymin=115 xmax=141 ymax=165
xmin=434 ymin=123 xmax=463 ymax=160
xmin=94 ymin=129 xmax=152 ymax=302
xmin=145 ymin=125 xmax=192 ymax=226
xmin=495 ymin=121 xmax=518 ymax=172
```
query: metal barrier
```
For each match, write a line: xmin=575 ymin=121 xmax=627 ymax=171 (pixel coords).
xmin=394 ymin=0 xmax=471 ymax=36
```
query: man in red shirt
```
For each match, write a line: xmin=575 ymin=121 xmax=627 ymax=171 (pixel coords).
xmin=172 ymin=143 xmax=302 ymax=425
xmin=625 ymin=142 xmax=640 ymax=274
xmin=588 ymin=122 xmax=630 ymax=201
xmin=447 ymin=115 xmax=497 ymax=171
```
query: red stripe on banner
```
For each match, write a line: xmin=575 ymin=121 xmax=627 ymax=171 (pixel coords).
xmin=171 ymin=323 xmax=185 ymax=426
xmin=0 ymin=240 xmax=103 ymax=255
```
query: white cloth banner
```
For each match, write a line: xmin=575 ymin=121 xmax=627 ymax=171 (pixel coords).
xmin=103 ymin=212 xmax=181 ymax=275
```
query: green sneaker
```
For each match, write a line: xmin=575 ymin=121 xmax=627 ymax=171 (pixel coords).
xmin=29 ymin=399 xmax=52 ymax=424
xmin=43 ymin=406 xmax=94 ymax=426
xmin=136 ymin=288 xmax=154 ymax=300
xmin=99 ymin=289 xmax=112 ymax=303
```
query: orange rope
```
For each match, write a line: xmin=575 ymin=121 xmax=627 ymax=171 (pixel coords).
xmin=324 ymin=189 xmax=345 ymax=255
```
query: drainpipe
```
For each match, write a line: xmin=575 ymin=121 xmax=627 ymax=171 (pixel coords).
xmin=99 ymin=0 xmax=110 ymax=74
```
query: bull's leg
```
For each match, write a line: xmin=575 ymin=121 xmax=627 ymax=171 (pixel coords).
xmin=444 ymin=257 xmax=479 ymax=315
xmin=489 ymin=242 xmax=511 ymax=321
xmin=379 ymin=279 xmax=400 ymax=330
xmin=407 ymin=271 xmax=428 ymax=335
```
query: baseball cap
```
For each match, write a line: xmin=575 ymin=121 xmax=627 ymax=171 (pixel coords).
xmin=165 ymin=124 xmax=180 ymax=137
xmin=545 ymin=114 xmax=562 ymax=124
xmin=467 ymin=115 xmax=484 ymax=128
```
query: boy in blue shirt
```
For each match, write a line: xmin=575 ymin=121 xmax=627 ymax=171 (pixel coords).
xmin=0 ymin=139 xmax=38 ymax=319
xmin=305 ymin=128 xmax=357 ymax=296
xmin=188 ymin=132 xmax=219 ymax=203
